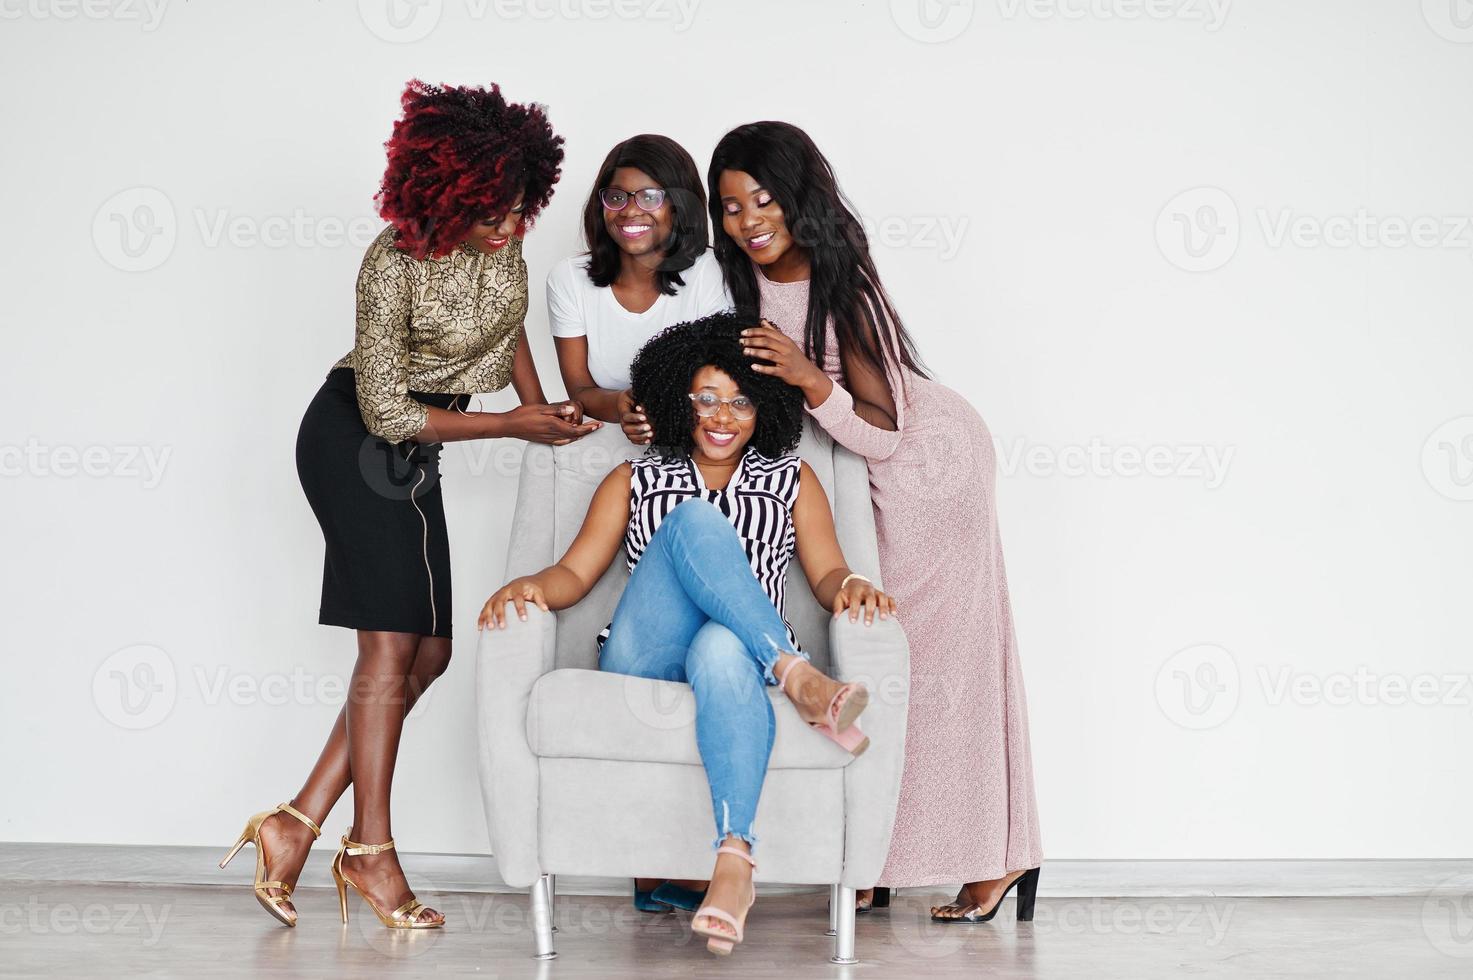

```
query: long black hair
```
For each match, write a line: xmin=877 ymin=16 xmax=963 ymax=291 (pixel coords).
xmin=629 ymin=311 xmax=804 ymax=460
xmin=582 ymin=134 xmax=709 ymax=296
xmin=707 ymin=121 xmax=930 ymax=391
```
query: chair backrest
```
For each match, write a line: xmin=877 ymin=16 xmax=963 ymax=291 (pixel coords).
xmin=501 ymin=420 xmax=883 ymax=674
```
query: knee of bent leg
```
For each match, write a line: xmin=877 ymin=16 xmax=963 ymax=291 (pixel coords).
xmin=418 ymin=639 xmax=453 ymax=680
xmin=665 ymin=497 xmax=726 ymax=533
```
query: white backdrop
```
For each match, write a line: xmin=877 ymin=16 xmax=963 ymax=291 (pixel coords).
xmin=2 ymin=0 xmax=1469 ymax=862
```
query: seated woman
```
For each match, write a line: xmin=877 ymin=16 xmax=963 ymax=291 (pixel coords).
xmin=478 ymin=311 xmax=897 ymax=956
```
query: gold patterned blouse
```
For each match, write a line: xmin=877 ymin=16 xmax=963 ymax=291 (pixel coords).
xmin=332 ymin=224 xmax=529 ymax=444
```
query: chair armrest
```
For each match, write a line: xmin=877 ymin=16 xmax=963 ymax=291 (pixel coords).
xmin=828 ymin=613 xmax=910 ymax=889
xmin=475 ymin=604 xmax=557 ymax=888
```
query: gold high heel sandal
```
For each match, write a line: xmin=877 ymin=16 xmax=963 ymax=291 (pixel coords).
xmin=330 ymin=831 xmax=444 ymax=929
xmin=218 ymin=802 xmax=322 ymax=927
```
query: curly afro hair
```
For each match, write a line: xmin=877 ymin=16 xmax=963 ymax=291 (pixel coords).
xmin=629 ymin=311 xmax=805 ymax=461
xmin=375 ymin=79 xmax=565 ymax=260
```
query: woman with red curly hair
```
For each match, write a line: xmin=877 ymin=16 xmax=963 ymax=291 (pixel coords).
xmin=219 ymin=80 xmax=599 ymax=931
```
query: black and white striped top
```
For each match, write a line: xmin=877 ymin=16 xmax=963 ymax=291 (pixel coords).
xmin=596 ymin=447 xmax=804 ymax=655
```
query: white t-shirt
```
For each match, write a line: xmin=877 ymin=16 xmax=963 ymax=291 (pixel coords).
xmin=546 ymin=249 xmax=733 ymax=390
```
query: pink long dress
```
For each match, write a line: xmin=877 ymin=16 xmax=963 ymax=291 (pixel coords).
xmin=756 ymin=270 xmax=1042 ymax=887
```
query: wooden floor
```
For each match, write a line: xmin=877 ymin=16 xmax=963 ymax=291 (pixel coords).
xmin=1 ymin=880 xmax=1467 ymax=978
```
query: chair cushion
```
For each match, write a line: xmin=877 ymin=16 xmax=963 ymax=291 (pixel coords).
xmin=526 ymin=668 xmax=858 ymax=770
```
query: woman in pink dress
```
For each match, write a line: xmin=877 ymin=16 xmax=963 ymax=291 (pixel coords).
xmin=706 ymin=122 xmax=1042 ymax=922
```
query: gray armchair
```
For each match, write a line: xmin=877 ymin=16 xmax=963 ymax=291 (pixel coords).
xmin=474 ymin=420 xmax=910 ymax=963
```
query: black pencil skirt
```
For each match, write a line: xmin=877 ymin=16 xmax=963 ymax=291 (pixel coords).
xmin=295 ymin=367 xmax=468 ymax=638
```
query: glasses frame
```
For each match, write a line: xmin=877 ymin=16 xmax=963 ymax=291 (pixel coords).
xmin=600 ymin=186 xmax=668 ymax=213
xmin=688 ymin=391 xmax=756 ymax=421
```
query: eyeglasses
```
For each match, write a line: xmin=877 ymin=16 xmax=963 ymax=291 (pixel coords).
xmin=688 ymin=391 xmax=756 ymax=421
xmin=600 ymin=187 xmax=667 ymax=213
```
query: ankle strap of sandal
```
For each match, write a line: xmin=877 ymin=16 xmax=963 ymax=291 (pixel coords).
xmin=341 ymin=833 xmax=396 ymax=857
xmin=774 ymin=657 xmax=800 ymax=695
xmin=715 ymin=845 xmax=756 ymax=869
xmin=275 ymin=802 xmax=322 ymax=839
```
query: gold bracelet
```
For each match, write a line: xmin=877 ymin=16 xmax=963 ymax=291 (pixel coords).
xmin=840 ymin=572 xmax=871 ymax=591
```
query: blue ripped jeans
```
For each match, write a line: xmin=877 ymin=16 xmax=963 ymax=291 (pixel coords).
xmin=598 ymin=498 xmax=808 ymax=852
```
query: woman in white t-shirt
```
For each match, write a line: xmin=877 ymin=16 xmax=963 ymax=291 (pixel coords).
xmin=549 ymin=134 xmax=731 ymax=445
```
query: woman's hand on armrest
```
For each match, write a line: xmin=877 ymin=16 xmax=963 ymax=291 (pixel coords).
xmin=791 ymin=459 xmax=898 ymax=626
xmin=478 ymin=565 xmax=590 ymax=631
xmin=830 ymin=575 xmax=897 ymax=626
xmin=479 ymin=577 xmax=547 ymax=630
xmin=478 ymin=462 xmax=635 ymax=632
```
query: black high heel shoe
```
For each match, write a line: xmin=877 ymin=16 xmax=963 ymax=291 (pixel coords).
xmin=930 ymin=867 xmax=1040 ymax=924
xmin=855 ymin=886 xmax=892 ymax=914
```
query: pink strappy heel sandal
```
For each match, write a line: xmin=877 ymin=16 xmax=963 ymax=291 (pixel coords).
xmin=691 ymin=846 xmax=757 ymax=955
xmin=775 ymin=658 xmax=871 ymax=757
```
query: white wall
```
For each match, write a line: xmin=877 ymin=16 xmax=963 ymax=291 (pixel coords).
xmin=1 ymin=0 xmax=1469 ymax=861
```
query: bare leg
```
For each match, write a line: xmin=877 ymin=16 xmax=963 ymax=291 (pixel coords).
xmin=772 ymin=653 xmax=851 ymax=727
xmin=257 ymin=633 xmax=452 ymax=920
xmin=337 ymin=629 xmax=444 ymax=924
xmin=931 ymin=870 xmax=1031 ymax=919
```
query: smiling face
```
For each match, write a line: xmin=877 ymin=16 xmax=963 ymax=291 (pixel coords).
xmin=688 ymin=365 xmax=756 ymax=464
xmin=717 ymin=169 xmax=798 ymax=268
xmin=604 ymin=166 xmax=674 ymax=259
xmin=464 ymin=190 xmax=527 ymax=254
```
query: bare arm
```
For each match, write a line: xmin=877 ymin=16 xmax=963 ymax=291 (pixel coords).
xmin=510 ymin=326 xmax=551 ymax=406
xmin=478 ymin=462 xmax=633 ymax=628
xmin=791 ymin=460 xmax=896 ymax=624
xmin=553 ymin=336 xmax=621 ymax=422
xmin=415 ymin=329 xmax=601 ymax=444
xmin=554 ymin=336 xmax=653 ymax=444
xmin=416 ymin=401 xmax=598 ymax=444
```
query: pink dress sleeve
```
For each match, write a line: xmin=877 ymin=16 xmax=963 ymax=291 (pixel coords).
xmin=805 ymin=303 xmax=909 ymax=463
